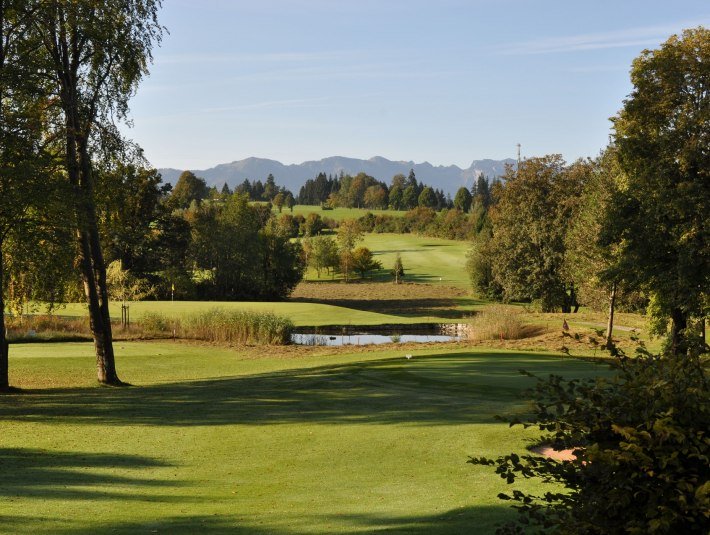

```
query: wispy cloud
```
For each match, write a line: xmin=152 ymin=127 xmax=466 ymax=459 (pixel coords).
xmin=159 ymin=50 xmax=355 ymax=65
xmin=496 ymin=21 xmax=709 ymax=55
xmin=200 ymin=96 xmax=331 ymax=113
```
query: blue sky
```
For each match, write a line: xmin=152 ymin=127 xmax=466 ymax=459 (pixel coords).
xmin=126 ymin=0 xmax=709 ymax=170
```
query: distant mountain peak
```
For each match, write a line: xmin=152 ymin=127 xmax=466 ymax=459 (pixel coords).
xmin=158 ymin=155 xmax=515 ymax=195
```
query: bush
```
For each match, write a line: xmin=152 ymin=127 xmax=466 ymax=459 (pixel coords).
xmin=470 ymin=342 xmax=710 ymax=534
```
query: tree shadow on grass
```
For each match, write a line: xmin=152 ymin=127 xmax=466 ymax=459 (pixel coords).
xmin=292 ymin=296 xmax=471 ymax=319
xmin=0 ymin=448 xmax=185 ymax=502
xmin=0 ymin=352 xmax=605 ymax=429
xmin=30 ymin=505 xmax=516 ymax=534
xmin=324 ymin=504 xmax=516 ymax=534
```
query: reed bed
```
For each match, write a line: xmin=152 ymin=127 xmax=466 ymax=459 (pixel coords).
xmin=468 ymin=305 xmax=543 ymax=341
xmin=5 ymin=314 xmax=91 ymax=342
xmin=180 ymin=308 xmax=293 ymax=345
xmin=5 ymin=308 xmax=293 ymax=346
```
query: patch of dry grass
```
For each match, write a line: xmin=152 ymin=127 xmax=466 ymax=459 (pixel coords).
xmin=467 ymin=305 xmax=546 ymax=341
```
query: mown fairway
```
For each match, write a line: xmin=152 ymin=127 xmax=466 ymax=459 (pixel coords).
xmin=362 ymin=234 xmax=470 ymax=287
xmin=53 ymin=300 xmax=452 ymax=327
xmin=1 ymin=342 xmax=606 ymax=534
xmin=303 ymin=232 xmax=471 ymax=288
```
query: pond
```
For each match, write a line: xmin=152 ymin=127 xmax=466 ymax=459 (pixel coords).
xmin=291 ymin=324 xmax=466 ymax=346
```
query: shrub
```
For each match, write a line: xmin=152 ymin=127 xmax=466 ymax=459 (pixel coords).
xmin=470 ymin=342 xmax=710 ymax=534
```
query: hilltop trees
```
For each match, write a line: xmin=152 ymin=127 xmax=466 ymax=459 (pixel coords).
xmin=169 ymin=171 xmax=209 ymax=209
xmin=453 ymin=187 xmax=472 ymax=212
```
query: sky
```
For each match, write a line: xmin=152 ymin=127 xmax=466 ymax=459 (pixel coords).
xmin=125 ymin=0 xmax=709 ymax=170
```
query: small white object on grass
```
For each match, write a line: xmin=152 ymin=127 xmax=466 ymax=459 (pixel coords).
xmin=405 ymin=354 xmax=413 ymax=360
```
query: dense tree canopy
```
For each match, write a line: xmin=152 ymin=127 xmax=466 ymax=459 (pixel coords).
xmin=488 ymin=155 xmax=587 ymax=312
xmin=607 ymin=26 xmax=709 ymax=353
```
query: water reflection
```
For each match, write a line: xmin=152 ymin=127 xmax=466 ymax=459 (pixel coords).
xmin=291 ymin=332 xmax=461 ymax=346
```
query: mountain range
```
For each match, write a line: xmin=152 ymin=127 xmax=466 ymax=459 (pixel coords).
xmin=158 ymin=156 xmax=516 ymax=196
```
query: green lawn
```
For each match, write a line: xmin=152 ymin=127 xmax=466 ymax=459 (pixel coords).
xmin=52 ymin=300 xmax=450 ymax=327
xmin=303 ymin=232 xmax=471 ymax=288
xmin=1 ymin=342 xmax=607 ymax=534
xmin=362 ymin=233 xmax=470 ymax=287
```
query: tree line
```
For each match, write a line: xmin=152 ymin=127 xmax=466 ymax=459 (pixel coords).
xmin=297 ymin=169 xmax=452 ymax=210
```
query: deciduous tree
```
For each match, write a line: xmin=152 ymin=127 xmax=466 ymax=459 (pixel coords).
xmin=607 ymin=27 xmax=709 ymax=354
xmin=32 ymin=0 xmax=164 ymax=384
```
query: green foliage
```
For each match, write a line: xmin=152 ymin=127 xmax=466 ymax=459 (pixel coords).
xmin=564 ymin=150 xmax=621 ymax=311
xmin=105 ymin=261 xmax=154 ymax=302
xmin=169 ymin=171 xmax=209 ymax=209
xmin=489 ymin=155 xmax=586 ymax=312
xmin=391 ymin=253 xmax=405 ymax=283
xmin=453 ymin=187 xmax=473 ymax=212
xmin=607 ymin=27 xmax=710 ymax=351
xmin=418 ymin=186 xmax=437 ymax=208
xmin=466 ymin=226 xmax=501 ymax=300
xmin=304 ymin=235 xmax=340 ymax=278
xmin=301 ymin=212 xmax=325 ymax=236
xmin=351 ymin=247 xmax=382 ymax=279
xmin=187 ymin=193 xmax=304 ymax=299
xmin=470 ymin=342 xmax=710 ymax=534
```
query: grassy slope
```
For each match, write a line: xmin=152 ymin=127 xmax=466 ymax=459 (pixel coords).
xmin=1 ymin=342 xmax=607 ymax=534
xmin=363 ymin=233 xmax=470 ymax=287
xmin=303 ymin=233 xmax=471 ymax=288
xmin=53 ymin=300 xmax=436 ymax=327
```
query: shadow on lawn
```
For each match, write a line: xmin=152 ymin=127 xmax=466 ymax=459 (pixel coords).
xmin=292 ymin=296 xmax=472 ymax=319
xmin=29 ymin=505 xmax=515 ymax=534
xmin=0 ymin=353 xmax=602 ymax=428
xmin=0 ymin=448 xmax=183 ymax=502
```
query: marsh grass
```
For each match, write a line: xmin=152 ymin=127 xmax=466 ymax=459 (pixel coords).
xmin=468 ymin=305 xmax=546 ymax=341
xmin=6 ymin=315 xmax=91 ymax=342
xmin=7 ymin=309 xmax=293 ymax=346
xmin=180 ymin=308 xmax=293 ymax=345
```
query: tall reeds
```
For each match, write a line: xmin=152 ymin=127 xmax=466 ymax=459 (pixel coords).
xmin=468 ymin=305 xmax=542 ymax=341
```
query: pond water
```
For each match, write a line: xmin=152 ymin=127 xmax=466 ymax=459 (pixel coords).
xmin=291 ymin=325 xmax=465 ymax=346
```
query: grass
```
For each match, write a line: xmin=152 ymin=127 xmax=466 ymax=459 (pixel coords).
xmin=467 ymin=305 xmax=546 ymax=341
xmin=361 ymin=234 xmax=471 ymax=288
xmin=302 ymin=233 xmax=471 ymax=288
xmin=48 ymin=300 xmax=450 ymax=328
xmin=1 ymin=341 xmax=608 ymax=534
xmin=180 ymin=308 xmax=293 ymax=344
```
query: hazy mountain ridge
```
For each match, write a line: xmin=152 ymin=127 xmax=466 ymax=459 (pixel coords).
xmin=158 ymin=156 xmax=516 ymax=196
